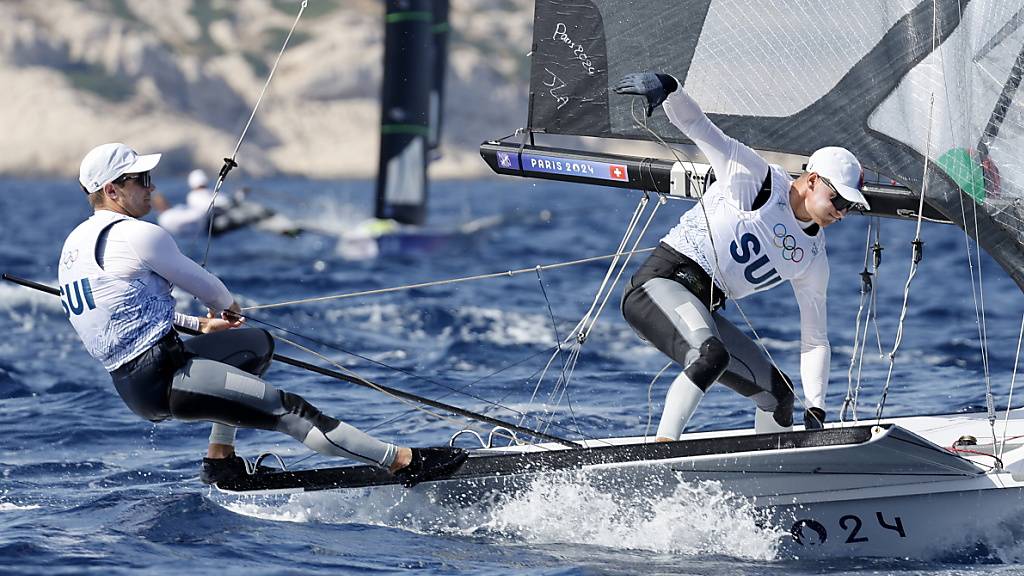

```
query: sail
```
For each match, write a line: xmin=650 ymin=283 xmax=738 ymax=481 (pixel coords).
xmin=376 ymin=0 xmax=433 ymax=226
xmin=527 ymin=0 xmax=1024 ymax=291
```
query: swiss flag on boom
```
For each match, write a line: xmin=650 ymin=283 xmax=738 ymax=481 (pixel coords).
xmin=609 ymin=164 xmax=628 ymax=180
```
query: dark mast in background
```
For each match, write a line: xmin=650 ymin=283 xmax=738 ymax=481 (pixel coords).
xmin=375 ymin=0 xmax=449 ymax=226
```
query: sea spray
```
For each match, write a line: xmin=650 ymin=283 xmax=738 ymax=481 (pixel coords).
xmin=478 ymin=471 xmax=781 ymax=560
xmin=214 ymin=469 xmax=782 ymax=561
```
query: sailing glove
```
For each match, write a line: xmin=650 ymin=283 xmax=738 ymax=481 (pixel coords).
xmin=614 ymin=72 xmax=679 ymax=117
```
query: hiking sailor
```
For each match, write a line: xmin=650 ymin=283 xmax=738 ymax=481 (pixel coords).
xmin=614 ymin=73 xmax=870 ymax=437
xmin=60 ymin=142 xmax=467 ymax=485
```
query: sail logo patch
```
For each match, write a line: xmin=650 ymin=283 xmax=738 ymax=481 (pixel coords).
xmin=523 ymin=153 xmax=629 ymax=181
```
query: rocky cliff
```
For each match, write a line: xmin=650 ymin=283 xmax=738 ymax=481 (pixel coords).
xmin=0 ymin=0 xmax=533 ymax=179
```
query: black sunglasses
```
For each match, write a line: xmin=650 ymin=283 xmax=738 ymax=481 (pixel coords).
xmin=115 ymin=171 xmax=152 ymax=189
xmin=819 ymin=176 xmax=855 ymax=212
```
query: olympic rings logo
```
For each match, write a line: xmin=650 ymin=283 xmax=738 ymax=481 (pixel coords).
xmin=773 ymin=223 xmax=804 ymax=262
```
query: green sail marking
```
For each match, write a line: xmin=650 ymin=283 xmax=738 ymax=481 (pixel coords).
xmin=936 ymin=148 xmax=985 ymax=204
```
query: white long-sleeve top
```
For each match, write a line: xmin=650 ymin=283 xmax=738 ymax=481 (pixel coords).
xmin=58 ymin=210 xmax=233 ymax=371
xmin=660 ymin=89 xmax=831 ymax=408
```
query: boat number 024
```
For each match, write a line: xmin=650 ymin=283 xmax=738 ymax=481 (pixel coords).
xmin=790 ymin=512 xmax=906 ymax=546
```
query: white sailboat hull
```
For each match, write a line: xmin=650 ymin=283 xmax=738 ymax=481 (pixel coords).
xmin=217 ymin=408 xmax=1024 ymax=560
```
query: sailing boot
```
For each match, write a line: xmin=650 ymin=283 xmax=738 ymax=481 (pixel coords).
xmin=804 ymin=407 xmax=826 ymax=430
xmin=754 ymin=365 xmax=795 ymax=433
xmin=754 ymin=408 xmax=793 ymax=433
xmin=394 ymin=447 xmax=469 ymax=487
xmin=656 ymin=373 xmax=705 ymax=441
xmin=199 ymin=455 xmax=274 ymax=485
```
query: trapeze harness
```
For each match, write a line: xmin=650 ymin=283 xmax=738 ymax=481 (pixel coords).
xmin=58 ymin=211 xmax=397 ymax=468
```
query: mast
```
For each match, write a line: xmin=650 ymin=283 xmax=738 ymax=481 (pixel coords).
xmin=428 ymin=0 xmax=450 ymax=159
xmin=375 ymin=0 xmax=432 ymax=226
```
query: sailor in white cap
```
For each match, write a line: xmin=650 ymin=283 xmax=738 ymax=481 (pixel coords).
xmin=60 ymin=143 xmax=467 ymax=486
xmin=185 ymin=168 xmax=232 ymax=212
xmin=614 ymin=73 xmax=869 ymax=438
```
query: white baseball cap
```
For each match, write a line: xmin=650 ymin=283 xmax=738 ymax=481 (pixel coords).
xmin=188 ymin=168 xmax=209 ymax=189
xmin=79 ymin=143 xmax=161 ymax=194
xmin=806 ymin=146 xmax=870 ymax=210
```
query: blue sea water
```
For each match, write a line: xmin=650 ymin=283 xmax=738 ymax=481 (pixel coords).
xmin=2 ymin=175 xmax=1024 ymax=575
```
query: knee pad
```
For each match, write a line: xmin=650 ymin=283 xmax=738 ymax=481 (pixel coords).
xmin=684 ymin=337 xmax=730 ymax=391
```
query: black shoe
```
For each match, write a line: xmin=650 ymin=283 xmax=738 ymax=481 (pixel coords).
xmin=393 ymin=447 xmax=469 ymax=487
xmin=200 ymin=455 xmax=274 ymax=485
xmin=804 ymin=407 xmax=826 ymax=430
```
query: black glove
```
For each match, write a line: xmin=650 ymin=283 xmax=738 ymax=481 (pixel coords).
xmin=613 ymin=72 xmax=679 ymax=117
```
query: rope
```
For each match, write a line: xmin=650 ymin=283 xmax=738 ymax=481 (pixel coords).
xmin=841 ymin=220 xmax=877 ymax=423
xmin=270 ymin=332 xmax=526 ymax=449
xmin=241 ymin=248 xmax=656 ymax=311
xmin=534 ymin=265 xmax=584 ymax=439
xmin=645 ymin=362 xmax=673 ymax=441
xmin=939 ymin=0 xmax=998 ymax=454
xmin=875 ymin=94 xmax=936 ymax=422
xmin=998 ymin=312 xmax=1024 ymax=460
xmin=237 ymin=311 xmax=594 ymax=443
xmin=584 ymin=195 xmax=666 ymax=340
xmin=564 ymin=193 xmax=651 ymax=343
xmin=524 ymin=192 xmax=660 ymax=442
xmin=201 ymin=0 xmax=308 ymax=267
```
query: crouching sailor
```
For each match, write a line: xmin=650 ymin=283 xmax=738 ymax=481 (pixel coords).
xmin=61 ymin=142 xmax=467 ymax=486
xmin=614 ymin=73 xmax=870 ymax=437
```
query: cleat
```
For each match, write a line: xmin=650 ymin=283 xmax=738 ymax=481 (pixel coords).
xmin=394 ymin=447 xmax=468 ymax=487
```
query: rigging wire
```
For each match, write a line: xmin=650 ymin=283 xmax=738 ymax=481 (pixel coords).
xmin=848 ymin=220 xmax=886 ymax=424
xmin=875 ymin=93 xmax=936 ymax=422
xmin=645 ymin=362 xmax=674 ymax=440
xmin=270 ymin=331 xmax=505 ymax=441
xmin=535 ymin=191 xmax=665 ymax=438
xmin=235 ymin=310 xmax=596 ymax=444
xmin=946 ymin=0 xmax=998 ymax=451
xmin=841 ymin=219 xmax=878 ymax=423
xmin=363 ymin=342 xmax=561 ymax=435
xmin=533 ymin=265 xmax=585 ymax=439
xmin=200 ymin=0 xmax=308 ymax=267
xmin=934 ymin=0 xmax=1004 ymax=451
xmin=999 ymin=311 xmax=1024 ymax=460
xmin=241 ymin=248 xmax=655 ymax=312
xmin=564 ymin=191 xmax=653 ymax=345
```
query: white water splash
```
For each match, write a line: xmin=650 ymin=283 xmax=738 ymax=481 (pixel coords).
xmin=214 ymin=471 xmax=782 ymax=561
xmin=478 ymin=473 xmax=781 ymax=560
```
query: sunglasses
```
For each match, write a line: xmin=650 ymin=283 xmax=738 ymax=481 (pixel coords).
xmin=819 ymin=176 xmax=855 ymax=212
xmin=115 ymin=171 xmax=152 ymax=189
